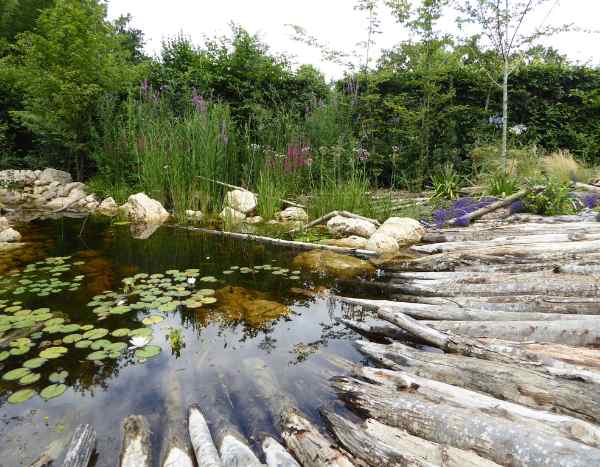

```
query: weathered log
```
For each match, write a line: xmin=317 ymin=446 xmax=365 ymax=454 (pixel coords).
xmin=356 ymin=340 xmax=600 ymax=423
xmin=120 ymin=416 xmax=152 ymax=467
xmin=574 ymin=181 xmax=600 ymax=195
xmin=188 ymin=405 xmax=223 ymax=467
xmin=426 ymin=319 xmax=600 ymax=346
xmin=161 ymin=369 xmax=194 ymax=467
xmin=556 ymin=262 xmax=600 ymax=274
xmin=281 ymin=408 xmax=356 ymax=467
xmin=448 ymin=188 xmax=532 ymax=226
xmin=170 ymin=225 xmax=377 ymax=257
xmin=219 ymin=431 xmax=263 ymax=467
xmin=333 ymin=375 xmax=600 ymax=467
xmin=515 ymin=343 xmax=600 ymax=370
xmin=323 ymin=410 xmax=499 ymax=467
xmin=339 ymin=318 xmax=406 ymax=341
xmin=30 ymin=439 xmax=68 ymax=467
xmin=356 ymin=365 xmax=600 ymax=448
xmin=63 ymin=424 xmax=96 ymax=467
xmin=262 ymin=437 xmax=300 ymax=467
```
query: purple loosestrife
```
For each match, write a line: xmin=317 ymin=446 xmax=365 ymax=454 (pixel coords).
xmin=584 ymin=194 xmax=599 ymax=209
xmin=510 ymin=200 xmax=525 ymax=214
xmin=456 ymin=216 xmax=470 ymax=227
xmin=191 ymin=89 xmax=207 ymax=113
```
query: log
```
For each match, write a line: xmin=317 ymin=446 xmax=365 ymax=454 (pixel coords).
xmin=262 ymin=437 xmax=300 ymax=467
xmin=281 ymin=408 xmax=356 ymax=467
xmin=63 ymin=424 xmax=96 ymax=467
xmin=574 ymin=181 xmax=600 ymax=195
xmin=333 ymin=375 xmax=600 ymax=467
xmin=188 ymin=405 xmax=223 ymax=467
xmin=323 ymin=410 xmax=500 ymax=467
xmin=339 ymin=318 xmax=406 ymax=341
xmin=30 ymin=439 xmax=68 ymax=467
xmin=356 ymin=365 xmax=600 ymax=448
xmin=169 ymin=225 xmax=377 ymax=257
xmin=288 ymin=210 xmax=380 ymax=234
xmin=448 ymin=188 xmax=532 ymax=226
xmin=426 ymin=319 xmax=600 ymax=346
xmin=161 ymin=369 xmax=194 ymax=467
xmin=120 ymin=416 xmax=152 ymax=467
xmin=219 ymin=431 xmax=263 ymax=467
xmin=356 ymin=340 xmax=600 ymax=423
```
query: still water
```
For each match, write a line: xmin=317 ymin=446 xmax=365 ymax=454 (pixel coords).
xmin=0 ymin=218 xmax=375 ymax=466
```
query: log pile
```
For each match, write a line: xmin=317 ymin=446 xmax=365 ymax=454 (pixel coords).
xmin=331 ymin=213 xmax=600 ymax=465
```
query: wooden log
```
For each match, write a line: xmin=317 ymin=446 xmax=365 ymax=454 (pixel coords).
xmin=169 ymin=225 xmax=377 ymax=257
xmin=161 ymin=369 xmax=194 ymax=467
xmin=323 ymin=410 xmax=500 ymax=467
xmin=120 ymin=416 xmax=152 ymax=467
xmin=447 ymin=188 xmax=532 ymax=226
xmin=574 ymin=181 xmax=600 ymax=195
xmin=30 ymin=439 xmax=68 ymax=467
xmin=356 ymin=365 xmax=600 ymax=448
xmin=556 ymin=262 xmax=600 ymax=274
xmin=188 ymin=405 xmax=223 ymax=467
xmin=219 ymin=431 xmax=263 ymax=467
xmin=262 ymin=437 xmax=300 ymax=467
xmin=356 ymin=340 xmax=600 ymax=423
xmin=281 ymin=409 xmax=356 ymax=467
xmin=63 ymin=424 xmax=96 ymax=467
xmin=339 ymin=318 xmax=406 ymax=341
xmin=426 ymin=319 xmax=600 ymax=346
xmin=288 ymin=210 xmax=380 ymax=234
xmin=333 ymin=375 xmax=600 ymax=467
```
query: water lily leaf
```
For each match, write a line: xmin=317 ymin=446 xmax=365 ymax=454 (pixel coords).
xmin=49 ymin=371 xmax=68 ymax=383
xmin=3 ymin=367 xmax=31 ymax=381
xmin=19 ymin=372 xmax=41 ymax=385
xmin=10 ymin=346 xmax=31 ymax=356
xmin=111 ymin=328 xmax=130 ymax=337
xmin=184 ymin=300 xmax=203 ymax=308
xmin=158 ymin=303 xmax=177 ymax=313
xmin=8 ymin=389 xmax=36 ymax=404
xmin=142 ymin=315 xmax=164 ymax=325
xmin=83 ymin=329 xmax=109 ymax=340
xmin=90 ymin=339 xmax=112 ymax=350
xmin=106 ymin=342 xmax=127 ymax=353
xmin=63 ymin=334 xmax=83 ymax=344
xmin=0 ymin=351 xmax=10 ymax=362
xmin=200 ymin=276 xmax=217 ymax=282
xmin=86 ymin=351 xmax=107 ymax=361
xmin=10 ymin=337 xmax=31 ymax=347
xmin=40 ymin=384 xmax=67 ymax=400
xmin=23 ymin=357 xmax=47 ymax=369
xmin=75 ymin=340 xmax=93 ymax=349
xmin=109 ymin=305 xmax=131 ymax=315
xmin=200 ymin=297 xmax=217 ymax=304
xmin=13 ymin=319 xmax=35 ymax=329
xmin=60 ymin=324 xmax=81 ymax=333
xmin=196 ymin=289 xmax=215 ymax=296
xmin=130 ymin=328 xmax=153 ymax=338
xmin=45 ymin=318 xmax=65 ymax=327
xmin=39 ymin=346 xmax=68 ymax=359
xmin=135 ymin=345 xmax=161 ymax=360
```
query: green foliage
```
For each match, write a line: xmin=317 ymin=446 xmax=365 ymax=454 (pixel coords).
xmin=431 ymin=163 xmax=462 ymax=200
xmin=486 ymin=170 xmax=520 ymax=197
xmin=524 ymin=178 xmax=575 ymax=216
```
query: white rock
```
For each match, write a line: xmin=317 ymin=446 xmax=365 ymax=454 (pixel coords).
xmin=220 ymin=206 xmax=246 ymax=224
xmin=224 ymin=190 xmax=257 ymax=215
xmin=120 ymin=193 xmax=170 ymax=224
xmin=38 ymin=168 xmax=72 ymax=185
xmin=377 ymin=217 xmax=425 ymax=245
xmin=322 ymin=235 xmax=369 ymax=249
xmin=245 ymin=215 xmax=264 ymax=225
xmin=185 ymin=209 xmax=204 ymax=221
xmin=0 ymin=227 xmax=22 ymax=243
xmin=327 ymin=215 xmax=377 ymax=238
xmin=97 ymin=197 xmax=118 ymax=216
xmin=366 ymin=232 xmax=400 ymax=255
xmin=277 ymin=207 xmax=308 ymax=223
xmin=59 ymin=181 xmax=86 ymax=197
xmin=0 ymin=169 xmax=38 ymax=186
xmin=0 ymin=217 xmax=9 ymax=231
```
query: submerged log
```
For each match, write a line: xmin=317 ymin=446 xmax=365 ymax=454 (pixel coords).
xmin=333 ymin=375 xmax=600 ymax=467
xmin=323 ymin=410 xmax=499 ymax=467
xmin=188 ymin=405 xmax=223 ymax=467
xmin=120 ymin=416 xmax=152 ymax=467
xmin=63 ymin=424 xmax=96 ymax=467
xmin=356 ymin=340 xmax=600 ymax=423
xmin=282 ymin=409 xmax=356 ymax=467
xmin=262 ymin=437 xmax=300 ymax=467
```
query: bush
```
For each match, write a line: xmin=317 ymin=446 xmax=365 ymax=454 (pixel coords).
xmin=431 ymin=163 xmax=462 ymax=200
xmin=524 ymin=178 xmax=575 ymax=216
xmin=543 ymin=150 xmax=590 ymax=183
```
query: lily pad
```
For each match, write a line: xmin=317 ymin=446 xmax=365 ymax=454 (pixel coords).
xmin=106 ymin=342 xmax=127 ymax=353
xmin=83 ymin=328 xmax=109 ymax=340
xmin=10 ymin=346 xmax=31 ymax=356
xmin=86 ymin=350 xmax=107 ymax=361
xmin=40 ymin=384 xmax=67 ymax=400
xmin=3 ymin=367 xmax=31 ymax=381
xmin=135 ymin=345 xmax=162 ymax=360
xmin=90 ymin=339 xmax=112 ymax=350
xmin=0 ymin=351 xmax=10 ymax=362
xmin=39 ymin=346 xmax=68 ymax=359
xmin=74 ymin=340 xmax=93 ymax=349
xmin=19 ymin=372 xmax=41 ymax=385
xmin=109 ymin=305 xmax=131 ymax=315
xmin=200 ymin=297 xmax=217 ymax=305
xmin=63 ymin=334 xmax=83 ymax=344
xmin=142 ymin=315 xmax=164 ymax=325
xmin=111 ymin=328 xmax=130 ymax=337
xmin=49 ymin=371 xmax=68 ymax=383
xmin=23 ymin=357 xmax=47 ymax=369
xmin=8 ymin=389 xmax=36 ymax=404
xmin=130 ymin=328 xmax=153 ymax=338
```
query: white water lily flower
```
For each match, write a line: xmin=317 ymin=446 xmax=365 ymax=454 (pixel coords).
xmin=186 ymin=277 xmax=196 ymax=285
xmin=129 ymin=336 xmax=151 ymax=349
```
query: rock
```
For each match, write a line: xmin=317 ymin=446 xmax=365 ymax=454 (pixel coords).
xmin=327 ymin=215 xmax=377 ymax=238
xmin=224 ymin=190 xmax=257 ymax=215
xmin=321 ymin=235 xmax=368 ymax=249
xmin=0 ymin=227 xmax=22 ymax=243
xmin=185 ymin=209 xmax=204 ymax=221
xmin=375 ymin=217 xmax=425 ymax=245
xmin=278 ymin=207 xmax=308 ymax=223
xmin=38 ymin=168 xmax=72 ymax=185
xmin=220 ymin=207 xmax=246 ymax=224
xmin=130 ymin=222 xmax=161 ymax=240
xmin=120 ymin=193 xmax=170 ymax=224
xmin=0 ymin=169 xmax=38 ymax=187
xmin=292 ymin=250 xmax=375 ymax=279
xmin=59 ymin=182 xmax=85 ymax=198
xmin=366 ymin=232 xmax=400 ymax=255
xmin=245 ymin=215 xmax=264 ymax=225
xmin=97 ymin=197 xmax=118 ymax=216
xmin=0 ymin=217 xmax=9 ymax=231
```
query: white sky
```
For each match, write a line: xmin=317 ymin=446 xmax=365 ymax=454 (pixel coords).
xmin=106 ymin=0 xmax=600 ymax=80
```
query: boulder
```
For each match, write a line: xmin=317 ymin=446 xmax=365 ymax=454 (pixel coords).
xmin=327 ymin=215 xmax=377 ymax=238
xmin=130 ymin=222 xmax=161 ymax=240
xmin=185 ymin=209 xmax=204 ymax=221
xmin=0 ymin=169 xmax=38 ymax=187
xmin=321 ymin=235 xmax=368 ymax=249
xmin=98 ymin=197 xmax=118 ymax=216
xmin=366 ymin=232 xmax=400 ymax=255
xmin=120 ymin=193 xmax=170 ymax=224
xmin=245 ymin=215 xmax=264 ymax=225
xmin=214 ymin=286 xmax=290 ymax=327
xmin=38 ymin=168 xmax=72 ymax=185
xmin=0 ymin=227 xmax=22 ymax=243
xmin=277 ymin=207 xmax=308 ymax=223
xmin=224 ymin=190 xmax=257 ymax=214
xmin=376 ymin=217 xmax=425 ymax=245
xmin=0 ymin=217 xmax=9 ymax=231
xmin=220 ymin=206 xmax=246 ymax=224
xmin=292 ymin=250 xmax=375 ymax=279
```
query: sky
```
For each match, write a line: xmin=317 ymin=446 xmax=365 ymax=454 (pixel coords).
xmin=106 ymin=0 xmax=600 ymax=79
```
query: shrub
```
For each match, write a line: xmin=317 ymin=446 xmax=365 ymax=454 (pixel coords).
xmin=543 ymin=150 xmax=590 ymax=183
xmin=486 ymin=170 xmax=520 ymax=197
xmin=524 ymin=178 xmax=575 ymax=216
xmin=431 ymin=163 xmax=462 ymax=200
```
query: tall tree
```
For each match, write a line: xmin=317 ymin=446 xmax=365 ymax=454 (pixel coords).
xmin=457 ymin=0 xmax=569 ymax=170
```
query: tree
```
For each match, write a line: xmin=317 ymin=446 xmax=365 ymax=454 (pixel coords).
xmin=9 ymin=0 xmax=133 ymax=178
xmin=457 ymin=0 xmax=569 ymax=170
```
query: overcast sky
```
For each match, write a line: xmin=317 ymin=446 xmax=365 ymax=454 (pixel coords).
xmin=106 ymin=0 xmax=599 ymax=79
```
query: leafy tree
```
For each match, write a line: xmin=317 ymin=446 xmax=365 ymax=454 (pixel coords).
xmin=8 ymin=0 xmax=133 ymax=178
xmin=0 ymin=0 xmax=54 ymax=46
xmin=113 ymin=13 xmax=146 ymax=64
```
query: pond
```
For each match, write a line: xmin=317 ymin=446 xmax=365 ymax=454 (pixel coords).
xmin=0 ymin=217 xmax=377 ymax=466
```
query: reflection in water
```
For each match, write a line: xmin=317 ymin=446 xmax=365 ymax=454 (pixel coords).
xmin=0 ymin=218 xmax=374 ymax=466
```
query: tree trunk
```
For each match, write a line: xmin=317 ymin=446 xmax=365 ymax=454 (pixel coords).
xmin=161 ymin=369 xmax=194 ymax=467
xmin=120 ymin=416 xmax=152 ymax=467
xmin=502 ymin=55 xmax=509 ymax=170
xmin=63 ymin=424 xmax=96 ymax=467
xmin=188 ymin=406 xmax=223 ymax=467
xmin=262 ymin=437 xmax=301 ymax=467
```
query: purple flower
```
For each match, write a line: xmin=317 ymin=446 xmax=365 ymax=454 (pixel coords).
xmin=455 ymin=216 xmax=470 ymax=227
xmin=510 ymin=200 xmax=525 ymax=214
xmin=140 ymin=79 xmax=149 ymax=97
xmin=584 ymin=194 xmax=599 ymax=209
xmin=192 ymin=89 xmax=207 ymax=113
